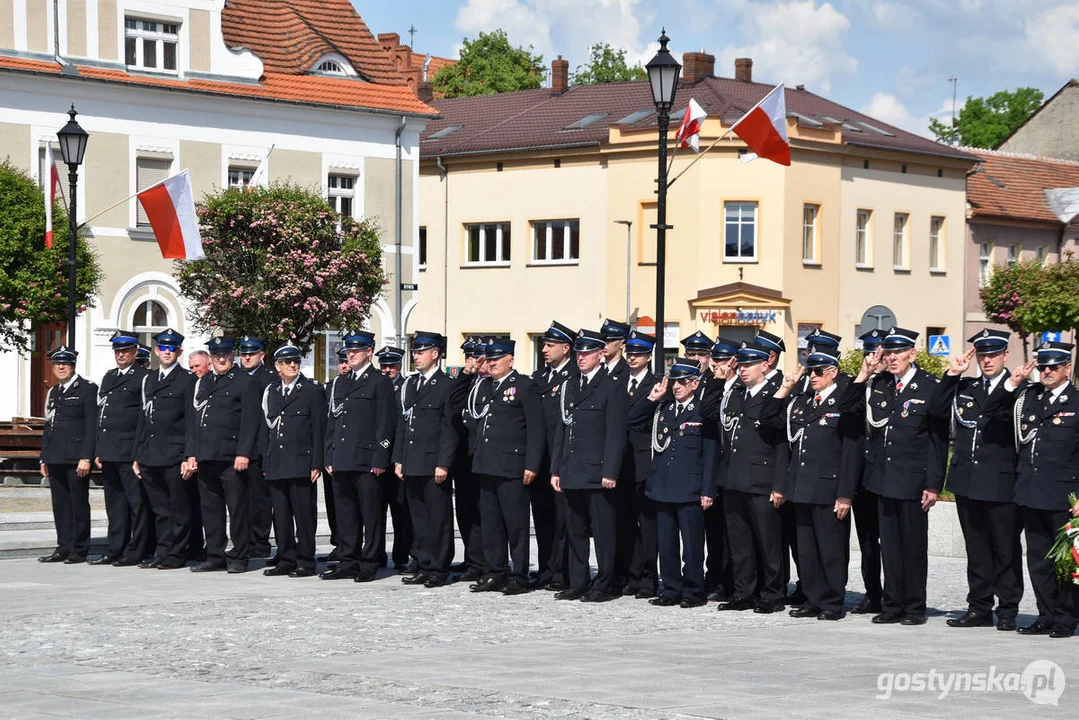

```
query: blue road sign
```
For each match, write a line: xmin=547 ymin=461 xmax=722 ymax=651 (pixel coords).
xmin=1041 ymin=331 xmax=1063 ymax=344
xmin=928 ymin=335 xmax=950 ymax=356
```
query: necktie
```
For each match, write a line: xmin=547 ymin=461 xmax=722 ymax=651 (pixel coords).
xmin=159 ymin=371 xmax=166 ymax=382
xmin=629 ymin=378 xmax=638 ymax=397
xmin=416 ymin=375 xmax=425 ymax=392
xmin=814 ymin=393 xmax=821 ymax=408
xmin=580 ymin=375 xmax=587 ymax=391
xmin=895 ymin=380 xmax=904 ymax=393
xmin=283 ymin=385 xmax=290 ymax=398
xmin=983 ymin=378 xmax=990 ymax=393
xmin=546 ymin=368 xmax=554 ymax=385
xmin=676 ymin=402 xmax=684 ymax=415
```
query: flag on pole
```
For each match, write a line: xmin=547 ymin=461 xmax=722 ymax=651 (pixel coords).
xmin=248 ymin=144 xmax=274 ymax=189
xmin=136 ymin=170 xmax=205 ymax=260
xmin=43 ymin=145 xmax=61 ymax=249
xmin=730 ymin=84 xmax=791 ymax=166
xmin=675 ymin=99 xmax=708 ymax=152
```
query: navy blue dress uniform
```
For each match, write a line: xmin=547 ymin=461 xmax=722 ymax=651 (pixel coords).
xmin=448 ymin=338 xmax=488 ymax=578
xmin=322 ymin=330 xmax=396 ymax=581
xmin=849 ymin=328 xmax=884 ymax=613
xmin=702 ymin=341 xmax=789 ymax=612
xmin=134 ymin=329 xmax=196 ymax=569
xmin=190 ymin=337 xmax=262 ymax=573
xmin=761 ymin=347 xmax=861 ymax=619
xmin=466 ymin=338 xmax=545 ymax=593
xmin=392 ymin=332 xmax=458 ymax=586
xmin=320 ymin=346 xmax=349 ymax=558
xmin=839 ymin=327 xmax=948 ymax=625
xmin=939 ymin=329 xmax=1023 ymax=630
xmin=529 ymin=321 xmax=578 ymax=589
xmin=628 ymin=359 xmax=718 ymax=607
xmin=999 ymin=341 xmax=1079 ymax=637
xmin=38 ymin=347 xmax=98 ymax=564
xmin=260 ymin=345 xmax=326 ymax=577
xmin=550 ymin=329 xmax=630 ymax=601
xmin=238 ymin=335 xmax=277 ymax=559
xmin=704 ymin=337 xmax=739 ymax=601
xmin=135 ymin=345 xmax=151 ymax=369
xmin=376 ymin=345 xmax=414 ymax=571
xmin=93 ymin=331 xmax=152 ymax=565
xmin=600 ymin=318 xmax=631 ymax=379
xmin=618 ymin=330 xmax=661 ymax=598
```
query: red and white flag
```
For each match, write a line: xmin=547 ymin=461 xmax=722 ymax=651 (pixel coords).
xmin=136 ymin=169 xmax=205 ymax=260
xmin=43 ymin=145 xmax=61 ymax=249
xmin=731 ymin=84 xmax=791 ymax=166
xmin=675 ymin=98 xmax=708 ymax=152
xmin=248 ymin=144 xmax=274 ymax=189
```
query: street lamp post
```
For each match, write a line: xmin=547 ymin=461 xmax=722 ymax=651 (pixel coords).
xmin=614 ymin=220 xmax=632 ymax=322
xmin=645 ymin=30 xmax=681 ymax=372
xmin=56 ymin=105 xmax=89 ymax=350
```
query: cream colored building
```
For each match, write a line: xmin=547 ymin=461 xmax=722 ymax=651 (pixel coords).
xmin=413 ymin=55 xmax=975 ymax=373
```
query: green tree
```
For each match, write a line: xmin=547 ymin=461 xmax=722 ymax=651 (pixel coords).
xmin=838 ymin=347 xmax=945 ymax=378
xmin=432 ymin=30 xmax=545 ymax=98
xmin=928 ymin=87 xmax=1044 ymax=148
xmin=175 ymin=183 xmax=386 ymax=353
xmin=0 ymin=159 xmax=102 ymax=351
xmin=979 ymin=259 xmax=1043 ymax=361
xmin=572 ymin=42 xmax=646 ymax=85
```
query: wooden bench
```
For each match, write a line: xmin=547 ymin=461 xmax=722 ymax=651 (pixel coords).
xmin=0 ymin=417 xmax=101 ymax=485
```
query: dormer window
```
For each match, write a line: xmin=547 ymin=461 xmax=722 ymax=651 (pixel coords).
xmin=318 ymin=60 xmax=344 ymax=74
xmin=125 ymin=17 xmax=179 ymax=73
xmin=310 ymin=53 xmax=357 ymax=78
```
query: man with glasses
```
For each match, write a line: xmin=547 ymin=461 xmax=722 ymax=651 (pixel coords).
xmin=937 ymin=329 xmax=1023 ymax=631
xmin=849 ymin=328 xmax=885 ymax=615
xmin=238 ymin=336 xmax=277 ymax=562
xmin=375 ymin=345 xmax=415 ymax=573
xmin=999 ymin=340 xmax=1079 ymax=638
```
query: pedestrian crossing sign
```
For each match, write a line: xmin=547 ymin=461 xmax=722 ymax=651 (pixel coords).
xmin=928 ymin=335 xmax=950 ymax=356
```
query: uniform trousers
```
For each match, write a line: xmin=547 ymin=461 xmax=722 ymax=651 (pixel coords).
xmin=1022 ymin=506 xmax=1077 ymax=630
xmin=46 ymin=464 xmax=91 ymax=557
xmin=704 ymin=494 xmax=735 ymax=597
xmin=477 ymin=473 xmax=531 ymax=581
xmin=198 ymin=460 xmax=251 ymax=569
xmin=564 ymin=487 xmax=618 ymax=592
xmin=247 ymin=458 xmax=273 ymax=556
xmin=878 ymin=496 xmax=929 ymax=617
xmin=379 ymin=474 xmax=413 ymax=567
xmin=528 ymin=474 xmax=557 ymax=584
xmin=268 ymin=477 xmax=317 ymax=571
xmin=100 ymin=461 xmax=152 ymax=561
xmin=852 ymin=486 xmax=882 ymax=602
xmin=331 ymin=470 xmax=384 ymax=574
xmin=779 ymin=501 xmax=801 ymax=594
xmin=405 ymin=474 xmax=454 ymax=581
xmin=185 ymin=472 xmax=204 ymax=559
xmin=795 ymin=503 xmax=850 ymax=614
xmin=955 ymin=495 xmax=1023 ymax=620
xmin=453 ymin=465 xmax=486 ymax=571
xmin=626 ymin=480 xmax=658 ymax=593
xmin=724 ymin=489 xmax=784 ymax=604
xmin=141 ymin=463 xmax=190 ymax=564
xmin=323 ymin=472 xmax=338 ymax=548
xmin=656 ymin=501 xmax=706 ymax=602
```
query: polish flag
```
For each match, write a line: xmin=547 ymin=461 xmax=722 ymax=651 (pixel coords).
xmin=136 ymin=170 xmax=205 ymax=260
xmin=43 ymin=145 xmax=61 ymax=249
xmin=730 ymin=84 xmax=791 ymax=166
xmin=248 ymin=144 xmax=274 ymax=189
xmin=675 ymin=98 xmax=708 ymax=152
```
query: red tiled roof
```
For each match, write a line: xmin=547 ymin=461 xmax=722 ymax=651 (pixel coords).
xmin=421 ymin=76 xmax=974 ymax=162
xmin=967 ymin=150 xmax=1079 ymax=224
xmin=221 ymin=0 xmax=406 ymax=85
xmin=0 ymin=54 xmax=438 ymax=116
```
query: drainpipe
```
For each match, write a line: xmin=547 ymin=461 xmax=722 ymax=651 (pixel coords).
xmin=395 ymin=116 xmax=406 ymax=349
xmin=436 ymin=156 xmax=448 ymax=340
xmin=53 ymin=0 xmax=78 ymax=76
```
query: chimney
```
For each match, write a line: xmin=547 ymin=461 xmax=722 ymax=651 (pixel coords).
xmin=681 ymin=51 xmax=715 ymax=84
xmin=552 ymin=55 xmax=569 ymax=95
xmin=734 ymin=57 xmax=753 ymax=82
xmin=417 ymin=82 xmax=434 ymax=103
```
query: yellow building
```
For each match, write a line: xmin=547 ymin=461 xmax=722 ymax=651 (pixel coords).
xmin=412 ymin=55 xmax=975 ymax=373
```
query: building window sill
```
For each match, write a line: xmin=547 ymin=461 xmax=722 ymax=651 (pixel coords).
xmin=723 ymin=257 xmax=759 ymax=264
xmin=892 ymin=266 xmax=911 ymax=274
xmin=462 ymin=262 xmax=511 ymax=269
xmin=929 ymin=268 xmax=946 ymax=275
xmin=802 ymin=260 xmax=821 ymax=267
xmin=128 ymin=227 xmax=157 ymax=241
xmin=855 ymin=263 xmax=873 ymax=271
xmin=527 ymin=260 xmax=580 ymax=267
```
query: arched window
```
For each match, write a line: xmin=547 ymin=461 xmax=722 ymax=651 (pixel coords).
xmin=309 ymin=53 xmax=357 ymax=77
xmin=317 ymin=60 xmax=344 ymax=74
xmin=133 ymin=299 xmax=169 ymax=367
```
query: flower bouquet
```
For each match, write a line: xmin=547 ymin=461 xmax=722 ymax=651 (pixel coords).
xmin=1048 ymin=493 xmax=1079 ymax=585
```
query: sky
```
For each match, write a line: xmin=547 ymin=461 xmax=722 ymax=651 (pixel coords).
xmin=352 ymin=0 xmax=1079 ymax=139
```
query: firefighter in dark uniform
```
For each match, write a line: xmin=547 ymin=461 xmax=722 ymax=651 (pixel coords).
xmin=629 ymin=358 xmax=718 ymax=608
xmin=448 ymin=338 xmax=488 ymax=581
xmin=376 ymin=345 xmax=415 ymax=572
xmin=92 ymin=331 xmax=151 ymax=565
xmin=530 ymin=321 xmax=578 ymax=591
xmin=188 ymin=337 xmax=262 ymax=574
xmin=133 ymin=329 xmax=195 ymax=569
xmin=704 ymin=337 xmax=739 ymax=602
xmin=840 ymin=327 xmax=948 ymax=625
xmin=322 ymin=330 xmax=396 ymax=582
xmin=551 ymin=329 xmax=630 ymax=602
xmin=619 ymin=330 xmax=660 ymax=599
xmin=849 ymin=327 xmax=884 ymax=614
xmin=999 ymin=341 xmax=1079 ymax=637
xmin=763 ymin=347 xmax=861 ymax=620
xmin=939 ymin=329 xmax=1023 ymax=631
xmin=135 ymin=345 xmax=151 ymax=369
xmin=394 ymin=331 xmax=458 ymax=588
xmin=318 ymin=347 xmax=350 ymax=562
xmin=38 ymin=346 xmax=97 ymax=564
xmin=237 ymin=335 xmax=277 ymax=561
xmin=261 ymin=344 xmax=326 ymax=577
xmin=601 ymin=318 xmax=631 ymax=379
xmin=681 ymin=331 xmax=714 ymax=374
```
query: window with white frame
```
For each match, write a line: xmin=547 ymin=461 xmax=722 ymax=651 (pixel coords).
xmin=228 ymin=166 xmax=255 ymax=189
xmin=418 ymin=226 xmax=427 ymax=269
xmin=802 ymin=204 xmax=820 ymax=265
xmin=134 ymin=299 xmax=169 ymax=367
xmin=327 ymin=174 xmax=356 ymax=217
xmin=125 ymin=18 xmax=179 ymax=73
xmin=136 ymin=157 xmax=171 ymax=227
xmin=892 ymin=212 xmax=908 ymax=269
xmin=466 ymin=223 xmax=511 ymax=265
xmin=1008 ymin=244 xmax=1019 ymax=264
xmin=929 ymin=216 xmax=945 ymax=271
xmin=855 ymin=209 xmax=872 ymax=267
xmin=531 ymin=219 xmax=580 ymax=264
xmin=978 ymin=242 xmax=993 ymax=287
xmin=1036 ymin=245 xmax=1047 ymax=262
xmin=724 ymin=201 xmax=758 ymax=262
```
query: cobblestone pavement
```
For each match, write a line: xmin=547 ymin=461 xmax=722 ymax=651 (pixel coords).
xmin=0 ymin=547 xmax=1073 ymax=719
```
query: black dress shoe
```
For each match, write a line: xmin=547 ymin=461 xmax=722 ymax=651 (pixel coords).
xmin=502 ymin=579 xmax=532 ymax=595
xmin=156 ymin=559 xmax=186 ymax=570
xmin=1050 ymin=624 xmax=1075 ymax=639
xmin=89 ymin=555 xmax=116 ymax=566
xmin=850 ymin=597 xmax=882 ymax=615
xmin=997 ymin=618 xmax=1017 ymax=632
xmin=112 ymin=557 xmax=139 ymax=567
xmin=319 ymin=566 xmax=358 ymax=580
xmin=789 ymin=606 xmax=821 ymax=618
xmin=718 ymin=597 xmax=755 ymax=611
xmin=872 ymin=612 xmax=905 ymax=624
xmin=818 ymin=610 xmax=844 ymax=621
xmin=251 ymin=546 xmax=273 ymax=559
xmin=424 ymin=575 xmax=450 ymax=588
xmin=401 ymin=572 xmax=428 ymax=585
xmin=947 ymin=610 xmax=994 ymax=628
xmin=190 ymin=561 xmax=226 ymax=573
xmin=263 ymin=566 xmax=292 ymax=576
xmin=226 ymin=563 xmax=248 ymax=574
xmin=635 ymin=588 xmax=656 ymax=600
xmin=900 ymin=615 xmax=926 ymax=626
xmin=289 ymin=568 xmax=316 ymax=578
xmin=317 ymin=548 xmax=340 ymax=563
xmin=544 ymin=581 xmax=569 ymax=592
xmin=459 ymin=566 xmax=487 ymax=582
xmin=138 ymin=557 xmax=163 ymax=569
xmin=554 ymin=587 xmax=587 ymax=601
xmin=649 ymin=595 xmax=680 ymax=607
xmin=38 ymin=550 xmax=69 ymax=563
xmin=404 ymin=559 xmax=420 ymax=574
xmin=63 ymin=555 xmax=87 ymax=564
xmin=1017 ymin=620 xmax=1054 ymax=635
xmin=707 ymin=590 xmax=731 ymax=603
xmin=470 ymin=576 xmax=507 ymax=592
xmin=580 ymin=589 xmax=618 ymax=603
xmin=680 ymin=597 xmax=708 ymax=609
xmin=622 ymin=585 xmax=638 ymax=597
xmin=352 ymin=569 xmax=377 ymax=583
xmin=753 ymin=600 xmax=782 ymax=614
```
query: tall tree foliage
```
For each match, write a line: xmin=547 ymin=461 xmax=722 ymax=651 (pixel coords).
xmin=929 ymin=88 xmax=1044 ymax=148
xmin=572 ymin=43 xmax=646 ymax=85
xmin=432 ymin=30 xmax=545 ymax=97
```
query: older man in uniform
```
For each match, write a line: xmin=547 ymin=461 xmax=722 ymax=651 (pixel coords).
xmin=318 ymin=347 xmax=351 ymax=562
xmin=600 ymin=319 xmax=631 ymax=379
xmin=184 ymin=349 xmax=211 ymax=562
xmin=376 ymin=344 xmax=414 ymax=572
xmin=238 ymin=336 xmax=277 ymax=561
xmin=92 ymin=331 xmax=151 ymax=565
xmin=38 ymin=347 xmax=97 ymax=565
xmin=551 ymin=329 xmax=629 ymax=602
xmin=849 ymin=328 xmax=884 ymax=614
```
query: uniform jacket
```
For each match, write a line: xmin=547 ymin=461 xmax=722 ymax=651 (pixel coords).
xmin=628 ymin=390 xmax=718 ymax=503
xmin=390 ymin=374 xmax=405 ymax=413
xmin=134 ymin=366 xmax=196 ymax=467
xmin=623 ymin=369 xmax=660 ymax=486
xmin=325 ymin=364 xmax=395 ymax=472
xmin=246 ymin=363 xmax=277 ymax=458
xmin=40 ymin=376 xmax=98 ymax=465
xmin=262 ymin=374 xmax=326 ymax=480
xmin=95 ymin=365 xmax=148 ymax=462
xmin=532 ymin=361 xmax=580 ymax=464
xmin=468 ymin=370 xmax=545 ymax=478
xmin=604 ymin=356 xmax=630 ymax=382
xmin=707 ymin=377 xmax=788 ymax=496
xmin=191 ymin=367 xmax=261 ymax=462
xmin=449 ymin=371 xmax=479 ymax=472
xmin=550 ymin=369 xmax=629 ymax=489
xmin=392 ymin=369 xmax=458 ymax=476
xmin=839 ymin=367 xmax=948 ymax=501
xmin=938 ymin=372 xmax=1017 ymax=502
